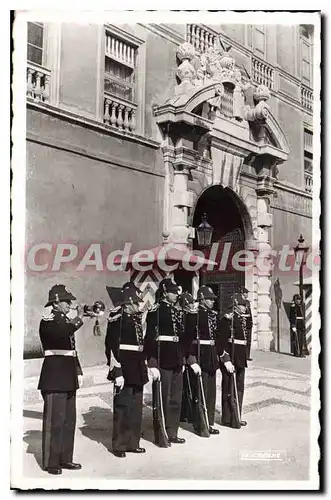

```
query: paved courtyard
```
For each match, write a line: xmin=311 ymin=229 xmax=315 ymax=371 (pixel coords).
xmin=19 ymin=351 xmax=318 ymax=489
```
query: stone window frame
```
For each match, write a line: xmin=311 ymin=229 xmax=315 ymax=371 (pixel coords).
xmin=252 ymin=25 xmax=267 ymax=59
xmin=102 ymin=24 xmax=146 ymax=135
xmin=299 ymin=25 xmax=313 ymax=87
xmin=303 ymin=124 xmax=313 ymax=193
xmin=27 ymin=21 xmax=46 ymax=66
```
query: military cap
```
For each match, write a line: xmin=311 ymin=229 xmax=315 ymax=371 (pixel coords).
xmin=121 ymin=287 xmax=143 ymax=306
xmin=239 ymin=286 xmax=250 ymax=294
xmin=178 ymin=291 xmax=195 ymax=309
xmin=158 ymin=277 xmax=181 ymax=295
xmin=45 ymin=284 xmax=76 ymax=307
xmin=122 ymin=281 xmax=143 ymax=297
xmin=197 ymin=286 xmax=217 ymax=301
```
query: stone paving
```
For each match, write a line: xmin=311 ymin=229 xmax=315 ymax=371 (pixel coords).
xmin=17 ymin=351 xmax=319 ymax=489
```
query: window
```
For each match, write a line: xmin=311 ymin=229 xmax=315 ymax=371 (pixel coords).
xmin=27 ymin=22 xmax=44 ymax=66
xmin=104 ymin=31 xmax=136 ymax=102
xmin=304 ymin=128 xmax=313 ymax=193
xmin=253 ymin=25 xmax=266 ymax=58
xmin=299 ymin=25 xmax=313 ymax=87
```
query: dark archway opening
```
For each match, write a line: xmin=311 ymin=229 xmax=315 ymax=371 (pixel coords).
xmin=192 ymin=185 xmax=250 ymax=315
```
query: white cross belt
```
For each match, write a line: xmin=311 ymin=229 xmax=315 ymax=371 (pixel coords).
xmin=119 ymin=344 xmax=144 ymax=352
xmin=296 ymin=317 xmax=304 ymax=319
xmin=157 ymin=335 xmax=180 ymax=343
xmin=193 ymin=339 xmax=215 ymax=346
xmin=44 ymin=349 xmax=77 ymax=357
xmin=228 ymin=339 xmax=247 ymax=346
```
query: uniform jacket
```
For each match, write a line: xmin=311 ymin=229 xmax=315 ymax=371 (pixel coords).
xmin=219 ymin=311 xmax=248 ymax=369
xmin=144 ymin=301 xmax=185 ymax=370
xmin=245 ymin=300 xmax=253 ymax=334
xmin=290 ymin=303 xmax=305 ymax=330
xmin=38 ymin=311 xmax=83 ymax=392
xmin=105 ymin=310 xmax=148 ymax=387
xmin=185 ymin=306 xmax=222 ymax=374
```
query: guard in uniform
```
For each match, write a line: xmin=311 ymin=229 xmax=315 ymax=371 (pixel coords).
xmin=144 ymin=277 xmax=186 ymax=445
xmin=239 ymin=286 xmax=253 ymax=361
xmin=219 ymin=292 xmax=249 ymax=428
xmin=185 ymin=286 xmax=221 ymax=435
xmin=38 ymin=284 xmax=84 ymax=475
xmin=105 ymin=286 xmax=149 ymax=458
xmin=290 ymin=294 xmax=309 ymax=357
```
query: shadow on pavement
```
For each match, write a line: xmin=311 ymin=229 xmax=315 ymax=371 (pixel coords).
xmin=23 ymin=430 xmax=43 ymax=470
xmin=23 ymin=409 xmax=43 ymax=420
xmin=80 ymin=406 xmax=113 ymax=452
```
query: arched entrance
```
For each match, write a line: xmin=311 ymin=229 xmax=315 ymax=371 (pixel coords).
xmin=192 ymin=185 xmax=253 ymax=316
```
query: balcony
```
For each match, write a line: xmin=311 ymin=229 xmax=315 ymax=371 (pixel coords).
xmin=187 ymin=24 xmax=217 ymax=53
xmin=26 ymin=62 xmax=51 ymax=103
xmin=103 ymin=92 xmax=138 ymax=133
xmin=251 ymin=56 xmax=274 ymax=89
xmin=301 ymin=85 xmax=313 ymax=111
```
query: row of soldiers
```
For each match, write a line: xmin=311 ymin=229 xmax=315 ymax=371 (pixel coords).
xmin=37 ymin=280 xmax=252 ymax=474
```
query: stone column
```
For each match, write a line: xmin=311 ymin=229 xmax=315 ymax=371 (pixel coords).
xmin=170 ymin=163 xmax=194 ymax=245
xmin=256 ymin=177 xmax=275 ymax=351
xmin=161 ymin=139 xmax=175 ymax=243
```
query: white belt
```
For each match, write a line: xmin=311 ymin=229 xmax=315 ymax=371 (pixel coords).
xmin=228 ymin=339 xmax=247 ymax=346
xmin=296 ymin=317 xmax=304 ymax=319
xmin=119 ymin=344 xmax=143 ymax=352
xmin=44 ymin=349 xmax=77 ymax=357
xmin=157 ymin=335 xmax=180 ymax=343
xmin=193 ymin=339 xmax=215 ymax=346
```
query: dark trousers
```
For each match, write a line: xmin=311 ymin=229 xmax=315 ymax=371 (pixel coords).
xmin=220 ymin=366 xmax=245 ymax=425
xmin=201 ymin=371 xmax=217 ymax=427
xmin=160 ymin=368 xmax=183 ymax=439
xmin=292 ymin=327 xmax=309 ymax=357
xmin=112 ymin=384 xmax=143 ymax=452
xmin=41 ymin=391 xmax=76 ymax=469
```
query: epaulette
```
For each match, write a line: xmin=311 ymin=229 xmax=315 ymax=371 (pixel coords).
xmin=41 ymin=312 xmax=55 ymax=321
xmin=107 ymin=313 xmax=122 ymax=323
xmin=110 ymin=305 xmax=122 ymax=313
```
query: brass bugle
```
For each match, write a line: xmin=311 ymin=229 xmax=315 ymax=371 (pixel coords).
xmin=69 ymin=301 xmax=106 ymax=317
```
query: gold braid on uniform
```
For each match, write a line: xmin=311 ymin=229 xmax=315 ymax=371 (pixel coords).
xmin=132 ymin=312 xmax=144 ymax=346
xmin=207 ymin=310 xmax=218 ymax=341
xmin=171 ymin=306 xmax=184 ymax=336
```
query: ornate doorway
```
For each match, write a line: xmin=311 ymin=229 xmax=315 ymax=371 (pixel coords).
xmin=193 ymin=185 xmax=249 ymax=316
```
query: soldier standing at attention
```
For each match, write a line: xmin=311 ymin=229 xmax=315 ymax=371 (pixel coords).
xmin=219 ymin=292 xmax=249 ymax=429
xmin=290 ymin=294 xmax=309 ymax=357
xmin=38 ymin=284 xmax=85 ymax=475
xmin=239 ymin=286 xmax=253 ymax=361
xmin=144 ymin=277 xmax=186 ymax=445
xmin=105 ymin=286 xmax=150 ymax=458
xmin=185 ymin=286 xmax=221 ymax=435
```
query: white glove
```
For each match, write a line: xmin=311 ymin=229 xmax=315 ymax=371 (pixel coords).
xmin=148 ymin=367 xmax=160 ymax=381
xmin=190 ymin=363 xmax=201 ymax=375
xmin=78 ymin=375 xmax=84 ymax=388
xmin=291 ymin=326 xmax=297 ymax=332
xmin=115 ymin=376 xmax=124 ymax=390
xmin=182 ymin=365 xmax=185 ymax=373
xmin=224 ymin=361 xmax=235 ymax=374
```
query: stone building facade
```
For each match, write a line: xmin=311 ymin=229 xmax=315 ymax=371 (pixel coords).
xmin=25 ymin=22 xmax=314 ymax=366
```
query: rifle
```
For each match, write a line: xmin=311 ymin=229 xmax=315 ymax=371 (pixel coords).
xmin=152 ymin=305 xmax=170 ymax=448
xmin=180 ymin=366 xmax=194 ymax=423
xmin=228 ymin=296 xmax=241 ymax=429
xmin=192 ymin=307 xmax=210 ymax=437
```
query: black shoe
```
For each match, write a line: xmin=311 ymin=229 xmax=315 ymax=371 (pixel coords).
xmin=248 ymin=358 xmax=253 ymax=361
xmin=221 ymin=421 xmax=241 ymax=429
xmin=60 ymin=462 xmax=82 ymax=470
xmin=113 ymin=450 xmax=126 ymax=458
xmin=169 ymin=437 xmax=186 ymax=444
xmin=209 ymin=427 xmax=220 ymax=435
xmin=46 ymin=467 xmax=62 ymax=475
xmin=240 ymin=420 xmax=247 ymax=426
xmin=127 ymin=447 xmax=146 ymax=453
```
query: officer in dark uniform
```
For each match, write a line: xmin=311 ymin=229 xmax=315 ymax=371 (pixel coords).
xmin=105 ymin=286 xmax=148 ymax=458
xmin=144 ymin=277 xmax=186 ymax=445
xmin=239 ymin=286 xmax=253 ymax=361
xmin=290 ymin=294 xmax=309 ymax=357
xmin=185 ymin=286 xmax=221 ymax=435
xmin=219 ymin=292 xmax=249 ymax=428
xmin=38 ymin=284 xmax=84 ymax=475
